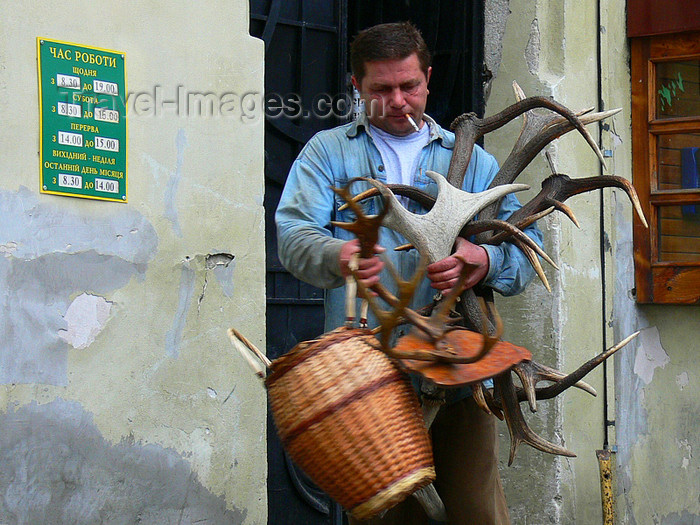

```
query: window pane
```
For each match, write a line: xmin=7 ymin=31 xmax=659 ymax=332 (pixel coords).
xmin=658 ymin=205 xmax=700 ymax=262
xmin=655 ymin=59 xmax=700 ymax=119
xmin=657 ymin=133 xmax=700 ymax=190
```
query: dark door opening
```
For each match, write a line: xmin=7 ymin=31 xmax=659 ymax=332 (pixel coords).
xmin=251 ymin=1 xmax=484 ymax=523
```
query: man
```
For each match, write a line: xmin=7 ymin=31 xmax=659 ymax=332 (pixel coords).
xmin=275 ymin=22 xmax=542 ymax=525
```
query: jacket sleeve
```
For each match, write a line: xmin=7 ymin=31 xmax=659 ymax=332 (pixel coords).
xmin=468 ymin=147 xmax=545 ymax=296
xmin=275 ymin=137 xmax=346 ymax=289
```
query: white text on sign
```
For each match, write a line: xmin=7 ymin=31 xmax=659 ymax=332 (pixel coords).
xmin=58 ymin=173 xmax=83 ymax=189
xmin=57 ymin=102 xmax=82 ymax=117
xmin=94 ymin=136 xmax=119 ymax=152
xmin=57 ymin=74 xmax=81 ymax=89
xmin=58 ymin=131 xmax=84 ymax=147
xmin=94 ymin=107 xmax=119 ymax=123
xmin=95 ymin=178 xmax=119 ymax=193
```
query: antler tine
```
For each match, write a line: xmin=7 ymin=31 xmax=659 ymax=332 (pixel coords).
xmin=511 ymin=238 xmax=552 ymax=293
xmin=504 ymin=174 xmax=648 ymax=232
xmin=447 ymin=93 xmax=608 ymax=190
xmin=487 ymin=107 xmax=621 ymax=198
xmin=495 ymin=371 xmax=576 ymax=465
xmin=531 ymin=331 xmax=640 ymax=401
xmin=473 ymin=382 xmax=504 ymax=420
xmin=483 ymin=207 xmax=557 ymax=244
xmin=512 ymin=360 xmax=596 ymax=413
xmin=460 ymin=217 xmax=557 ymax=270
xmin=552 ymin=200 xmax=581 ymax=228
xmin=338 ymin=183 xmax=437 ymax=212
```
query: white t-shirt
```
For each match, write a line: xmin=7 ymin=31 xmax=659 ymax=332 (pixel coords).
xmin=370 ymin=122 xmax=430 ymax=203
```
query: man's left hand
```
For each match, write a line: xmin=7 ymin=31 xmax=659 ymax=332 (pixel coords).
xmin=427 ymin=237 xmax=489 ymax=295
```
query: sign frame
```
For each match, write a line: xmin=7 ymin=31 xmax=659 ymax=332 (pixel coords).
xmin=37 ymin=37 xmax=128 ymax=203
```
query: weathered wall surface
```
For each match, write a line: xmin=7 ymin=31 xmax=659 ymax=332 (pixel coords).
xmin=0 ymin=2 xmax=267 ymax=524
xmin=485 ymin=1 xmax=597 ymax=522
xmin=602 ymin=2 xmax=699 ymax=524
xmin=487 ymin=0 xmax=699 ymax=523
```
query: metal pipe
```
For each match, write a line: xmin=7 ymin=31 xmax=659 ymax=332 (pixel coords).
xmin=597 ymin=449 xmax=615 ymax=524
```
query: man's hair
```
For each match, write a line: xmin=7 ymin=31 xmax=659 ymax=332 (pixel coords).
xmin=350 ymin=21 xmax=431 ymax=83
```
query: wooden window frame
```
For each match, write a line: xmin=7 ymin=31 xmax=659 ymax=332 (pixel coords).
xmin=631 ymin=31 xmax=700 ymax=304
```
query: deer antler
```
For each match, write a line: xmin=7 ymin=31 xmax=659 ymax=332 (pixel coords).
xmin=486 ymin=83 xmax=618 ymax=190
xmin=362 ymin=171 xmax=530 ymax=262
xmin=332 ymin=86 xmax=644 ymax=465
xmin=352 ymin=255 xmax=504 ymax=365
xmin=446 ymin=89 xmax=608 ymax=190
xmin=495 ymin=371 xmax=576 ymax=465
xmin=330 ymin=178 xmax=390 ymax=256
xmin=473 ymin=84 xmax=622 ymax=242
xmin=514 ymin=331 xmax=640 ymax=407
xmin=473 ymin=331 xmax=639 ymax=463
xmin=482 ymin=174 xmax=649 ymax=244
xmin=340 ymin=185 xmax=556 ymax=285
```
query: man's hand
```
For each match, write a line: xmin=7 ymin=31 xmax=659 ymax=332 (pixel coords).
xmin=427 ymin=237 xmax=489 ymax=295
xmin=339 ymin=239 xmax=385 ymax=288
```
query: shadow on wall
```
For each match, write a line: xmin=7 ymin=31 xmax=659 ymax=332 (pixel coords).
xmin=0 ymin=399 xmax=245 ymax=525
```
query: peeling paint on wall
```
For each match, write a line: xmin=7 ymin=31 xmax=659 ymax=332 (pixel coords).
xmin=484 ymin=0 xmax=511 ymax=101
xmin=0 ymin=187 xmax=157 ymax=263
xmin=58 ymin=293 xmax=113 ymax=349
xmin=0 ymin=188 xmax=158 ymax=385
xmin=676 ymin=439 xmax=692 ymax=470
xmin=633 ymin=326 xmax=670 ymax=385
xmin=525 ymin=18 xmax=541 ymax=75
xmin=204 ymin=253 xmax=236 ymax=301
xmin=164 ymin=252 xmax=236 ymax=356
xmin=0 ymin=399 xmax=246 ymax=525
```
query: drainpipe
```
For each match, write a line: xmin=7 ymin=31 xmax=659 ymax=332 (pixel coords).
xmin=596 ymin=0 xmax=616 ymax=523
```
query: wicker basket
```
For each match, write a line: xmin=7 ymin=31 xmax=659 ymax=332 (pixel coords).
xmin=265 ymin=327 xmax=435 ymax=520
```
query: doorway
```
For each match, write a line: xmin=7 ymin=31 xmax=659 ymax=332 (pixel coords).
xmin=250 ymin=2 xmax=484 ymax=522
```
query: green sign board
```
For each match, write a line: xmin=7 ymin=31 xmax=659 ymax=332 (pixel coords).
xmin=37 ymin=37 xmax=127 ymax=202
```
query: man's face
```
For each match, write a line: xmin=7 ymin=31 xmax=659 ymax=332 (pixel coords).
xmin=352 ymin=53 xmax=431 ymax=137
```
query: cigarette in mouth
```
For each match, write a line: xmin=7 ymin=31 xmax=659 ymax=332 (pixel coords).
xmin=405 ymin=114 xmax=420 ymax=132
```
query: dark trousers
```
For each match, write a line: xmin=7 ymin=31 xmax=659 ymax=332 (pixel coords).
xmin=349 ymin=396 xmax=510 ymax=525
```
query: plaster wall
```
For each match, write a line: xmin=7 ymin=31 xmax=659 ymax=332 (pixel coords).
xmin=487 ymin=0 xmax=620 ymax=522
xmin=0 ymin=2 xmax=267 ymax=524
xmin=604 ymin=5 xmax=700 ymax=522
xmin=485 ymin=1 xmax=575 ymax=522
xmin=487 ymin=0 xmax=699 ymax=523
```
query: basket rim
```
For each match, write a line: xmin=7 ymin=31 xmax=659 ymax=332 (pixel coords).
xmin=349 ymin=466 xmax=436 ymax=520
xmin=265 ymin=327 xmax=378 ymax=386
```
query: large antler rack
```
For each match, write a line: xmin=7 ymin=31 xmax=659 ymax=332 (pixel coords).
xmin=331 ymin=186 xmax=536 ymax=388
xmin=333 ymin=174 xmax=642 ymax=463
xmin=332 ymin=85 xmax=650 ymax=462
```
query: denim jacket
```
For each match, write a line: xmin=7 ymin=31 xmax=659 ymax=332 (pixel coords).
xmin=275 ymin=113 xmax=543 ymax=333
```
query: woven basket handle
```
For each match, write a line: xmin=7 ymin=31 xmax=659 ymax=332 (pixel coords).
xmin=227 ymin=328 xmax=271 ymax=379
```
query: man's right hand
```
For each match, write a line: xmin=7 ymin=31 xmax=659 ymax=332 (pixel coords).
xmin=339 ymin=239 xmax=385 ymax=288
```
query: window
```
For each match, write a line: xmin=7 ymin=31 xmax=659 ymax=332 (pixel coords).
xmin=631 ymin=32 xmax=700 ymax=303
